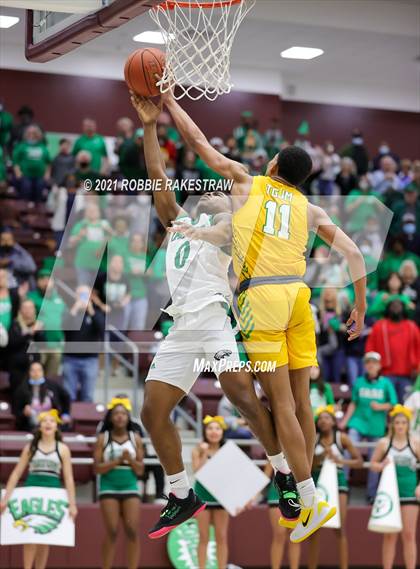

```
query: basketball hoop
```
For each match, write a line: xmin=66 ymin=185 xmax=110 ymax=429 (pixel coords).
xmin=150 ymin=0 xmax=255 ymax=101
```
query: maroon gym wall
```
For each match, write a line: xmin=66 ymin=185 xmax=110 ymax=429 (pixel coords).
xmin=1 ymin=69 xmax=419 ymax=158
xmin=0 ymin=504 xmax=416 ymax=568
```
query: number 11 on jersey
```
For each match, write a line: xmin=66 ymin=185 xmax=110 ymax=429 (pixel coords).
xmin=262 ymin=200 xmax=291 ymax=240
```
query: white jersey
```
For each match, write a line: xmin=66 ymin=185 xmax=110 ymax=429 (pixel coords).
xmin=164 ymin=213 xmax=232 ymax=318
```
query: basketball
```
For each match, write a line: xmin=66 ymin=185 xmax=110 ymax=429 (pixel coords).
xmin=124 ymin=47 xmax=166 ymax=98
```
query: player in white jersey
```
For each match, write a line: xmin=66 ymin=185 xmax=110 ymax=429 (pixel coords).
xmin=131 ymin=94 xmax=284 ymax=540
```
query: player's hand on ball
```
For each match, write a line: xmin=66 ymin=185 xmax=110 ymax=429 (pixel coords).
xmin=346 ymin=307 xmax=365 ymax=341
xmin=130 ymin=91 xmax=162 ymax=125
xmin=168 ymin=221 xmax=203 ymax=241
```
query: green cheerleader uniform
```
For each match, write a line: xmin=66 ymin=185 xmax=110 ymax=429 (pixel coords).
xmin=98 ymin=431 xmax=141 ymax=500
xmin=384 ymin=438 xmax=419 ymax=506
xmin=312 ymin=431 xmax=349 ymax=494
xmin=25 ymin=441 xmax=62 ymax=488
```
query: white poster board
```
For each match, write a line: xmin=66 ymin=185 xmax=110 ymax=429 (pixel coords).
xmin=315 ymin=458 xmax=340 ymax=529
xmin=368 ymin=457 xmax=402 ymax=534
xmin=195 ymin=440 xmax=270 ymax=516
xmin=0 ymin=487 xmax=75 ymax=546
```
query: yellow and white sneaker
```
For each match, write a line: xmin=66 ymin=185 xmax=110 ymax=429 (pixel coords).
xmin=289 ymin=498 xmax=336 ymax=543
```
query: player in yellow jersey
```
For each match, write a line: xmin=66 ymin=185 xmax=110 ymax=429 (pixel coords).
xmin=160 ymin=91 xmax=367 ymax=543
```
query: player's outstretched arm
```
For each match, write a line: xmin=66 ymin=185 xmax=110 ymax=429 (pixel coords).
xmin=309 ymin=203 xmax=367 ymax=341
xmin=130 ymin=93 xmax=181 ymax=226
xmin=163 ymin=95 xmax=251 ymax=187
xmin=167 ymin=212 xmax=232 ymax=248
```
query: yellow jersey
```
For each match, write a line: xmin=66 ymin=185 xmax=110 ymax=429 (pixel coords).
xmin=232 ymin=176 xmax=308 ymax=283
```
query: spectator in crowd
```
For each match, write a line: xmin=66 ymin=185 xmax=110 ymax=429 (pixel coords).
xmin=74 ymin=149 xmax=98 ymax=185
xmin=125 ymin=233 xmax=148 ymax=331
xmin=7 ymin=299 xmax=46 ymax=394
xmin=176 ymin=148 xmax=201 ymax=183
xmin=12 ymin=124 xmax=50 ymax=202
xmin=309 ymin=406 xmax=363 ymax=569
xmin=51 ymin=138 xmax=75 ymax=186
xmin=108 ymin=215 xmax=130 ymax=258
xmin=368 ymin=272 xmax=414 ymax=320
xmin=318 ymin=141 xmax=340 ymax=195
xmin=309 ymin=365 xmax=335 ymax=412
xmin=157 ymin=110 xmax=180 ymax=144
xmin=27 ymin=269 xmax=66 ymax=377
xmin=370 ymin=406 xmax=419 ymax=569
xmin=262 ymin=117 xmax=283 ymax=158
xmin=345 ymin=175 xmax=381 ymax=234
xmin=233 ymin=110 xmax=262 ymax=150
xmin=335 ymin=157 xmax=358 ymax=196
xmin=406 ymin=160 xmax=420 ymax=193
xmin=399 ymin=260 xmax=419 ymax=322
xmin=398 ymin=158 xmax=413 ymax=188
xmin=62 ymin=285 xmax=105 ymax=402
xmin=390 ymin=185 xmax=419 ymax=253
xmin=157 ymin=121 xmax=177 ymax=163
xmin=0 ymin=267 xmax=19 ymax=370
xmin=115 ymin=118 xmax=146 ymax=180
xmin=0 ymin=101 xmax=13 ymax=150
xmin=69 ymin=202 xmax=112 ymax=285
xmin=218 ymin=394 xmax=253 ymax=439
xmin=223 ymin=135 xmax=242 ymax=161
xmin=0 ymin=229 xmax=37 ymax=287
xmin=340 ymin=129 xmax=369 ymax=175
xmin=372 ymin=140 xmax=400 ymax=171
xmin=94 ymin=254 xmax=131 ymax=332
xmin=10 ymin=105 xmax=42 ymax=147
xmin=404 ymin=375 xmax=420 ymax=434
xmin=340 ymin=351 xmax=398 ymax=502
xmin=370 ymin=155 xmax=403 ymax=197
xmin=47 ymin=172 xmax=75 ymax=249
xmin=365 ymin=299 xmax=420 ymax=402
xmin=73 ymin=117 xmax=108 ymax=174
xmin=13 ymin=361 xmax=71 ymax=431
xmin=378 ymin=236 xmax=420 ymax=283
xmin=317 ymin=288 xmax=347 ymax=383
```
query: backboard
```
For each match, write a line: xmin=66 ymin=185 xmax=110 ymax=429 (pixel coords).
xmin=25 ymin=0 xmax=162 ymax=62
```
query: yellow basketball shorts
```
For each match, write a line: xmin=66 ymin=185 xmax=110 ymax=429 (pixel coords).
xmin=237 ymin=282 xmax=318 ymax=370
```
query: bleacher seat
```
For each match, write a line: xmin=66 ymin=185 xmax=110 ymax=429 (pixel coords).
xmin=71 ymin=402 xmax=105 ymax=435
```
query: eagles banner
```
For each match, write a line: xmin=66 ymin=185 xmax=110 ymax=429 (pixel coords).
xmin=0 ymin=487 xmax=75 ymax=546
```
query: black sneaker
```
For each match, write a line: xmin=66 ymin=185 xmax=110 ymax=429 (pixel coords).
xmin=148 ymin=489 xmax=206 ymax=539
xmin=274 ymin=471 xmax=301 ymax=528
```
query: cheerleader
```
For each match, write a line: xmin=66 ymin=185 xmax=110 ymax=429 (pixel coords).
xmin=370 ymin=405 xmax=419 ymax=569
xmin=94 ymin=396 xmax=144 ymax=569
xmin=192 ymin=415 xmax=229 ymax=569
xmin=308 ymin=406 xmax=363 ymax=569
xmin=0 ymin=409 xmax=77 ymax=569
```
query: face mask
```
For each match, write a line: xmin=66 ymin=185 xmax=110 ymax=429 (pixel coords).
xmin=389 ymin=312 xmax=403 ymax=322
xmin=79 ymin=161 xmax=89 ymax=169
xmin=352 ymin=137 xmax=363 ymax=145
xmin=29 ymin=377 xmax=45 ymax=386
xmin=79 ymin=291 xmax=89 ymax=302
xmin=379 ymin=145 xmax=390 ymax=154
xmin=166 ymin=168 xmax=175 ymax=178
xmin=359 ymin=181 xmax=369 ymax=191
xmin=27 ymin=139 xmax=37 ymax=145
xmin=403 ymin=223 xmax=416 ymax=235
xmin=360 ymin=245 xmax=371 ymax=256
xmin=0 ymin=245 xmax=13 ymax=253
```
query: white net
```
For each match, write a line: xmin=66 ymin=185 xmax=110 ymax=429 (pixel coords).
xmin=150 ymin=0 xmax=255 ymax=101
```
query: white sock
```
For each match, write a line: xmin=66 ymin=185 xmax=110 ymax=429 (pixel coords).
xmin=296 ymin=478 xmax=316 ymax=508
xmin=267 ymin=452 xmax=291 ymax=475
xmin=167 ymin=470 xmax=191 ymax=499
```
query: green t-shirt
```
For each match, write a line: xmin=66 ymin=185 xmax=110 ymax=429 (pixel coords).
xmin=108 ymin=235 xmax=130 ymax=260
xmin=149 ymin=248 xmax=166 ymax=281
xmin=195 ymin=157 xmax=223 ymax=181
xmin=124 ymin=251 xmax=147 ymax=299
xmin=310 ymin=382 xmax=335 ymax=412
xmin=348 ymin=375 xmax=398 ymax=437
xmin=13 ymin=141 xmax=50 ymax=178
xmin=345 ymin=189 xmax=381 ymax=233
xmin=71 ymin=219 xmax=110 ymax=270
xmin=27 ymin=288 xmax=65 ymax=346
xmin=367 ymin=292 xmax=413 ymax=319
xmin=0 ymin=295 xmax=12 ymax=331
xmin=72 ymin=133 xmax=107 ymax=173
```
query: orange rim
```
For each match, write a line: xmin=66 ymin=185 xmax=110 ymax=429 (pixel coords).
xmin=159 ymin=0 xmax=242 ymax=9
